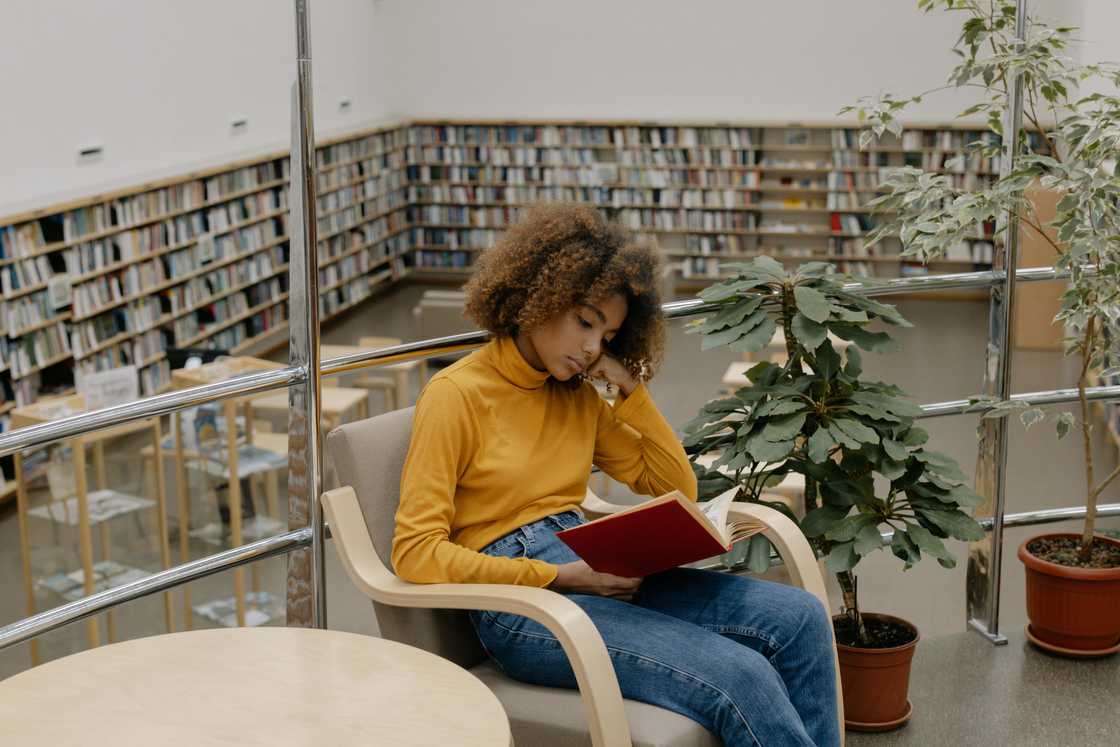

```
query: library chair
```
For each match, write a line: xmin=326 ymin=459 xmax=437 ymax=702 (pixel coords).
xmin=352 ymin=336 xmax=424 ymax=412
xmin=411 ymin=291 xmax=473 ymax=378
xmin=322 ymin=408 xmax=843 ymax=747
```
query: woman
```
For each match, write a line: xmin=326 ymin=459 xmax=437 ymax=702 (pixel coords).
xmin=392 ymin=203 xmax=839 ymax=746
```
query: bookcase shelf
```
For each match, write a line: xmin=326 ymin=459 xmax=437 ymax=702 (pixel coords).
xmin=0 ymin=117 xmax=1036 ymax=420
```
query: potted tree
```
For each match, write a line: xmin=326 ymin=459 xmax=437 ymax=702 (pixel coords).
xmin=683 ymin=257 xmax=985 ymax=730
xmin=843 ymin=0 xmax=1120 ymax=655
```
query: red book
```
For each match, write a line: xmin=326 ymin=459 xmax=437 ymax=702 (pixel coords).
xmin=556 ymin=488 xmax=763 ymax=578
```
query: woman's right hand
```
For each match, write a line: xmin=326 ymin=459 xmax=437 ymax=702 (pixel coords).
xmin=548 ymin=560 xmax=643 ymax=601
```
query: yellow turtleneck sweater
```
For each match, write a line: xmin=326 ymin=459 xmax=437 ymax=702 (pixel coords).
xmin=391 ymin=335 xmax=698 ymax=588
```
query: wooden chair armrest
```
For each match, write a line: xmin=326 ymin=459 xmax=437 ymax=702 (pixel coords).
xmin=321 ymin=486 xmax=631 ymax=747
xmin=728 ymin=501 xmax=845 ymax=743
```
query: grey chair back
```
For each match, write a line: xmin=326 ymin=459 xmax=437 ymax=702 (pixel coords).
xmin=325 ymin=408 xmax=488 ymax=669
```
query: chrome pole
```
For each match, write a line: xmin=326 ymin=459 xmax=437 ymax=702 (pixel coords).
xmin=285 ymin=0 xmax=326 ymax=629
xmin=966 ymin=0 xmax=1028 ymax=646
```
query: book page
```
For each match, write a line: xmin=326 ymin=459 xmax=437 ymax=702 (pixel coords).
xmin=698 ymin=486 xmax=740 ymax=542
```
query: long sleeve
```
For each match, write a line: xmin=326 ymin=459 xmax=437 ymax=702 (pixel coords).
xmin=391 ymin=379 xmax=559 ymax=587
xmin=593 ymin=383 xmax=699 ymax=501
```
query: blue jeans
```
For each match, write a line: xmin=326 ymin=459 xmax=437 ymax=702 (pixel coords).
xmin=469 ymin=510 xmax=840 ymax=747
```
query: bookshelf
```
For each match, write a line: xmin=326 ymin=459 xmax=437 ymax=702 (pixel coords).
xmin=0 ymin=124 xmax=411 ymax=428
xmin=1 ymin=118 xmax=1040 ymax=426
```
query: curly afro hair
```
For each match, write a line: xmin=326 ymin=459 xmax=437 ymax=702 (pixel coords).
xmin=463 ymin=202 xmax=665 ymax=382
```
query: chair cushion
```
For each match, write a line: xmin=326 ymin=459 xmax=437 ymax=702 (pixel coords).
xmin=470 ymin=661 xmax=721 ymax=747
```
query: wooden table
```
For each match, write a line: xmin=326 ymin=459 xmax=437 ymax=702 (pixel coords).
xmin=321 ymin=342 xmax=423 ymax=411
xmin=0 ymin=627 xmax=512 ymax=747
xmin=249 ymin=385 xmax=370 ymax=432
xmin=170 ymin=356 xmax=285 ymax=628
xmin=11 ymin=394 xmax=172 ymax=664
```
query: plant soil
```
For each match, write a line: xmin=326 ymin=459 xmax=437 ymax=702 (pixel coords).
xmin=1027 ymin=536 xmax=1120 ymax=569
xmin=834 ymin=616 xmax=916 ymax=649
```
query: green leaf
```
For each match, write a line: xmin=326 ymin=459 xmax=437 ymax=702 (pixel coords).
xmin=820 ymin=476 xmax=874 ymax=506
xmin=891 ymin=530 xmax=920 ymax=568
xmin=850 ymin=391 xmax=922 ymax=418
xmin=901 ymin=426 xmax=929 ymax=447
xmin=915 ymin=509 xmax=985 ymax=541
xmin=807 ymin=427 xmax=835 ymax=463
xmin=792 ymin=313 xmax=827 ymax=351
xmin=825 ymin=542 xmax=859 ymax=573
xmin=754 ymin=398 xmax=806 ymax=418
xmin=763 ymin=413 xmax=807 ymax=442
xmin=825 ymin=514 xmax=876 ymax=542
xmin=855 ymin=522 xmax=884 ymax=556
xmin=698 ymin=278 xmax=760 ymax=303
xmin=1055 ymin=412 xmax=1075 ymax=439
xmin=947 ymin=485 xmax=985 ymax=508
xmin=832 ymin=417 xmax=881 ymax=445
xmin=814 ymin=341 xmax=842 ymax=380
xmin=746 ymin=535 xmax=772 ymax=573
xmin=832 ymin=325 xmax=899 ymax=353
xmin=729 ymin=317 xmax=778 ymax=353
xmin=800 ymin=505 xmax=849 ymax=537
xmin=878 ymin=457 xmax=908 ymax=481
xmin=844 ymin=347 xmax=863 ymax=378
xmin=793 ymin=285 xmax=831 ymax=323
xmin=907 ymin=524 xmax=954 ymax=565
xmin=882 ymin=438 xmax=908 ymax=461
xmin=828 ymin=424 xmax=862 ymax=449
xmin=747 ymin=436 xmax=795 ymax=463
xmin=752 ymin=255 xmax=788 ymax=279
xmin=700 ymin=309 xmax=767 ymax=350
xmin=696 ymin=296 xmax=765 ymax=334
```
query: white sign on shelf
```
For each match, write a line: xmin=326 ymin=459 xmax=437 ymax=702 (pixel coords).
xmin=78 ymin=365 xmax=139 ymax=411
xmin=48 ymin=275 xmax=72 ymax=310
xmin=198 ymin=234 xmax=216 ymax=262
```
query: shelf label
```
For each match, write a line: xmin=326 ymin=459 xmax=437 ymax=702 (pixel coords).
xmin=78 ymin=366 xmax=139 ymax=410
xmin=48 ymin=275 xmax=72 ymax=310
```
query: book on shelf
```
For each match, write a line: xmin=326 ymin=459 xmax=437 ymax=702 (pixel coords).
xmin=556 ymin=486 xmax=762 ymax=578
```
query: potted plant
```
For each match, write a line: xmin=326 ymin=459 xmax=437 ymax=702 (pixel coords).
xmin=843 ymin=0 xmax=1120 ymax=655
xmin=683 ymin=257 xmax=985 ymax=730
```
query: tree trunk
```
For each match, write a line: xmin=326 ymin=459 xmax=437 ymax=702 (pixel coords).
xmin=836 ymin=571 xmax=868 ymax=645
xmin=1078 ymin=322 xmax=1097 ymax=561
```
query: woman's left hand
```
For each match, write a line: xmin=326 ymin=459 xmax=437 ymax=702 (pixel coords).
xmin=586 ymin=353 xmax=639 ymax=398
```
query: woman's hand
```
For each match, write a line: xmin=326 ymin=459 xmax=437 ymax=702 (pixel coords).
xmin=586 ymin=353 xmax=639 ymax=398
xmin=548 ymin=560 xmax=643 ymax=601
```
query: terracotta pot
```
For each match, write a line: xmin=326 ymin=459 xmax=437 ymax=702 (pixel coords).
xmin=1018 ymin=533 xmax=1120 ymax=656
xmin=833 ymin=613 xmax=918 ymax=732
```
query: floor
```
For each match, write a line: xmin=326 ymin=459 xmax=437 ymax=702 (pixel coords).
xmin=1 ymin=279 xmax=1118 ymax=743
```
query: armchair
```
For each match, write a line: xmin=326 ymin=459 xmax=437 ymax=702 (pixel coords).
xmin=323 ymin=409 xmax=843 ymax=746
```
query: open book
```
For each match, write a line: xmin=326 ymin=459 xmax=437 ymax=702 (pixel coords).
xmin=555 ymin=487 xmax=765 ymax=577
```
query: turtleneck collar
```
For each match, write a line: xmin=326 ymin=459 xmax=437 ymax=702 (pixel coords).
xmin=488 ymin=335 xmax=552 ymax=390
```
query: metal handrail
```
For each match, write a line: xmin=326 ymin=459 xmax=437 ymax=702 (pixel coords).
xmin=5 ymin=498 xmax=1115 ymax=652
xmin=0 ymin=259 xmax=1107 ymax=654
xmin=0 ymin=265 xmax=1069 ymax=460
xmin=0 ymin=530 xmax=310 ymax=651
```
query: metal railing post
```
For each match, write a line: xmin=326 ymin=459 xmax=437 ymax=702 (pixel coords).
xmin=966 ymin=0 xmax=1029 ymax=645
xmin=285 ymin=0 xmax=326 ymax=629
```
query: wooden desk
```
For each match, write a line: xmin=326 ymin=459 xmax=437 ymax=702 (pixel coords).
xmin=0 ymin=628 xmax=512 ymax=747
xmin=11 ymin=395 xmax=172 ymax=664
xmin=321 ymin=342 xmax=423 ymax=411
xmin=249 ymin=386 xmax=370 ymax=431
xmin=170 ymin=357 xmax=284 ymax=628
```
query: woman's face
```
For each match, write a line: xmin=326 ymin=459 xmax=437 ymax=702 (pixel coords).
xmin=519 ymin=293 xmax=628 ymax=380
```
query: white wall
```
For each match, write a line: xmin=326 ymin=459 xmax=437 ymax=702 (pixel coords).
xmin=2 ymin=1 xmax=1112 ymax=218
xmin=378 ymin=0 xmax=989 ymax=123
xmin=0 ymin=0 xmax=395 ymax=215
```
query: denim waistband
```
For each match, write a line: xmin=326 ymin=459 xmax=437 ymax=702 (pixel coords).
xmin=481 ymin=509 xmax=585 ymax=556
